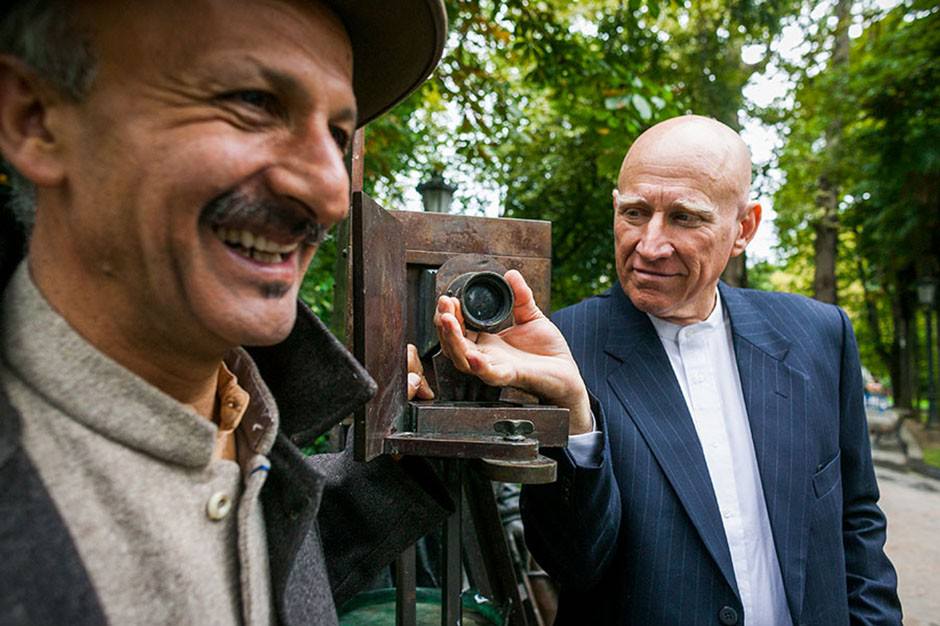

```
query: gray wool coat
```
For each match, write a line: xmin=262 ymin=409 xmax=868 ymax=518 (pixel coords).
xmin=0 ymin=212 xmax=450 ymax=626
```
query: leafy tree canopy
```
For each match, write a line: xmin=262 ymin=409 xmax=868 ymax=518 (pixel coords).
xmin=303 ymin=0 xmax=802 ymax=315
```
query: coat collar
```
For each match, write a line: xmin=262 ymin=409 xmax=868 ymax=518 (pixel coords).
xmin=718 ymin=282 xmax=791 ymax=361
xmin=0 ymin=203 xmax=25 ymax=296
xmin=602 ymin=285 xmax=740 ymax=595
xmin=602 ymin=283 xmax=809 ymax=617
xmin=1 ymin=221 xmax=29 ymax=468
xmin=245 ymin=301 xmax=376 ymax=448
xmin=601 ymin=282 xmax=792 ymax=361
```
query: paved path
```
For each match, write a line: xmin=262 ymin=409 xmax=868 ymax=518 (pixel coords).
xmin=876 ymin=464 xmax=940 ymax=625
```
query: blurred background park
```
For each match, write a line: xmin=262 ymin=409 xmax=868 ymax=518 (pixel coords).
xmin=0 ymin=0 xmax=936 ymax=622
xmin=296 ymin=0 xmax=940 ymax=472
xmin=305 ymin=3 xmax=935 ymax=616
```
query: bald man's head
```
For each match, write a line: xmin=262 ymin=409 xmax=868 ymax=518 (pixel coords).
xmin=618 ymin=115 xmax=753 ymax=215
xmin=611 ymin=115 xmax=761 ymax=325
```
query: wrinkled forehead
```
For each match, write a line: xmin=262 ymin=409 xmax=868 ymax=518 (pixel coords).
xmin=82 ymin=0 xmax=353 ymax=83
xmin=618 ymin=120 xmax=752 ymax=208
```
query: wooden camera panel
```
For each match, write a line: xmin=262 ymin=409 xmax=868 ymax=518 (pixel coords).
xmin=348 ymin=192 xmax=567 ymax=465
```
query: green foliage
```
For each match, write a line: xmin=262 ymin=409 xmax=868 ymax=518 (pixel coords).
xmin=299 ymin=234 xmax=337 ymax=326
xmin=297 ymin=0 xmax=804 ymax=315
xmin=493 ymin=4 xmax=684 ymax=306
xmin=431 ymin=0 xmax=799 ymax=308
xmin=843 ymin=1 xmax=940 ymax=276
xmin=923 ymin=447 xmax=940 ymax=471
xmin=770 ymin=1 xmax=940 ymax=386
xmin=301 ymin=434 xmax=333 ymax=456
xmin=298 ymin=0 xmax=937 ymax=408
xmin=746 ymin=259 xmax=778 ymax=292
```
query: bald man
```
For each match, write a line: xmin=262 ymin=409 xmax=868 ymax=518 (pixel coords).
xmin=514 ymin=116 xmax=901 ymax=625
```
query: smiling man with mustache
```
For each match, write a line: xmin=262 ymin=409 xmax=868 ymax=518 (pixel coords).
xmin=0 ymin=1 xmax=448 ymax=624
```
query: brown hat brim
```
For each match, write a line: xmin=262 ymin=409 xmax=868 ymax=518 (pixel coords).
xmin=322 ymin=0 xmax=448 ymax=127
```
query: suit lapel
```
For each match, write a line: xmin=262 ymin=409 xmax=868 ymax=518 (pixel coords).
xmin=721 ymin=284 xmax=810 ymax=620
xmin=603 ymin=287 xmax=739 ymax=596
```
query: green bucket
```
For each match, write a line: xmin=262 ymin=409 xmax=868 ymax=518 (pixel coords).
xmin=339 ymin=588 xmax=505 ymax=626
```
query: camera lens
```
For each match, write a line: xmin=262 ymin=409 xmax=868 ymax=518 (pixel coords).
xmin=464 ymin=282 xmax=501 ymax=322
xmin=458 ymin=272 xmax=514 ymax=332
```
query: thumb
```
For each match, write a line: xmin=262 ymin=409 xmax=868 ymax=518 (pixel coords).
xmin=505 ymin=269 xmax=543 ymax=325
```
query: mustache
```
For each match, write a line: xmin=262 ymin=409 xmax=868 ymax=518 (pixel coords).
xmin=199 ymin=189 xmax=327 ymax=246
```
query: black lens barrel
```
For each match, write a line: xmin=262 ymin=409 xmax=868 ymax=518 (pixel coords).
xmin=445 ymin=271 xmax=514 ymax=333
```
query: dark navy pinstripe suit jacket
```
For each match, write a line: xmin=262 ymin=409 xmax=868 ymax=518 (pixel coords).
xmin=521 ymin=283 xmax=901 ymax=625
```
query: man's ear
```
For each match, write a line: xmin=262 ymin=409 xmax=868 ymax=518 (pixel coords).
xmin=731 ymin=201 xmax=761 ymax=257
xmin=0 ymin=55 xmax=66 ymax=188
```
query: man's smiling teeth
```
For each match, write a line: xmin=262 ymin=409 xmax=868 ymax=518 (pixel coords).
xmin=213 ymin=227 xmax=300 ymax=264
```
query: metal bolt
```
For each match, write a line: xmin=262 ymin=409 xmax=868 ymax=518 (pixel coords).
xmin=494 ymin=419 xmax=535 ymax=442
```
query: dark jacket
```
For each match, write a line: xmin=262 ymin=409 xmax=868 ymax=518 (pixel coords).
xmin=522 ymin=285 xmax=901 ymax=626
xmin=0 ymin=213 xmax=449 ymax=625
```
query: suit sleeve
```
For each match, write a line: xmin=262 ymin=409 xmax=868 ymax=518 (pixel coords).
xmin=836 ymin=308 xmax=902 ymax=624
xmin=520 ymin=394 xmax=622 ymax=591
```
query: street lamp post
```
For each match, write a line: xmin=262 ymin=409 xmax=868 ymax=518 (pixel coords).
xmin=417 ymin=173 xmax=457 ymax=214
xmin=917 ymin=277 xmax=939 ymax=428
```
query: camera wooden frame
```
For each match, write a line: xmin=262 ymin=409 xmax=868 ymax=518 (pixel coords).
xmin=342 ymin=191 xmax=569 ymax=479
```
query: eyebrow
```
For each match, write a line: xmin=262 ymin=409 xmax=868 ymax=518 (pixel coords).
xmin=613 ymin=193 xmax=648 ymax=210
xmin=333 ymin=106 xmax=358 ymax=126
xmin=670 ymin=199 xmax=716 ymax=216
xmin=259 ymin=67 xmax=358 ymax=124
xmin=613 ymin=193 xmax=717 ymax=220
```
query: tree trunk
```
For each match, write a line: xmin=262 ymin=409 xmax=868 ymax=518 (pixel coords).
xmin=813 ymin=193 xmax=839 ymax=304
xmin=935 ymin=298 xmax=940 ymax=416
xmin=811 ymin=0 xmax=852 ymax=305
xmin=887 ymin=313 xmax=902 ymax=410
xmin=911 ymin=309 xmax=920 ymax=410
xmin=891 ymin=285 xmax=916 ymax=411
xmin=853 ymin=233 xmax=890 ymax=370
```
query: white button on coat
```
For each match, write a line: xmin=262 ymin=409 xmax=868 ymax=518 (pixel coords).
xmin=207 ymin=491 xmax=233 ymax=521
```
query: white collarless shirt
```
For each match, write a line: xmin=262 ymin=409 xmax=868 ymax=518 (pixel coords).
xmin=647 ymin=295 xmax=791 ymax=626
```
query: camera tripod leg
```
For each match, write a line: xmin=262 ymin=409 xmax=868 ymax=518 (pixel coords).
xmin=442 ymin=460 xmax=463 ymax=625
xmin=395 ymin=543 xmax=417 ymax=626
